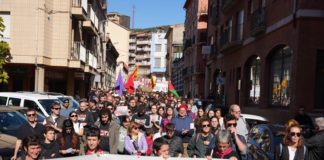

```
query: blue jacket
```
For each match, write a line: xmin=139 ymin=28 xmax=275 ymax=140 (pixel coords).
xmin=171 ymin=115 xmax=194 ymax=143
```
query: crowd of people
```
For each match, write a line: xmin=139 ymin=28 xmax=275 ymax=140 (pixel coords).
xmin=9 ymin=90 xmax=324 ymax=160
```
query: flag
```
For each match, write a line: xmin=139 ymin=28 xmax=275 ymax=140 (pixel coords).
xmin=125 ymin=66 xmax=138 ymax=94
xmin=149 ymin=75 xmax=157 ymax=89
xmin=115 ymin=70 xmax=125 ymax=97
xmin=168 ymin=81 xmax=180 ymax=98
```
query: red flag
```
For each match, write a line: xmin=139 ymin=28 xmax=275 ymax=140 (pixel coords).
xmin=125 ymin=72 xmax=135 ymax=94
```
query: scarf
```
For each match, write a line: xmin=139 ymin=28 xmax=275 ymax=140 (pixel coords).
xmin=215 ymin=147 xmax=233 ymax=158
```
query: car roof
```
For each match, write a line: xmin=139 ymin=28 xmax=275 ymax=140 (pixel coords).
xmin=241 ymin=113 xmax=268 ymax=121
xmin=0 ymin=92 xmax=58 ymax=99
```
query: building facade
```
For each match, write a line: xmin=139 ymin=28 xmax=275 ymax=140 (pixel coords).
xmin=151 ymin=30 xmax=167 ymax=82
xmin=0 ymin=0 xmax=108 ymax=97
xmin=206 ymin=0 xmax=324 ymax=123
xmin=165 ymin=24 xmax=185 ymax=96
xmin=135 ymin=32 xmax=152 ymax=78
xmin=183 ymin=0 xmax=208 ymax=98
xmin=107 ymin=12 xmax=130 ymax=29
xmin=106 ymin=19 xmax=130 ymax=83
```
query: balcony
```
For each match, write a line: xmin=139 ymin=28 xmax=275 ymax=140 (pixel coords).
xmin=221 ymin=0 xmax=238 ymax=13
xmin=249 ymin=8 xmax=266 ymax=36
xmin=82 ymin=5 xmax=98 ymax=35
xmin=129 ymin=39 xmax=136 ymax=43
xmin=129 ymin=53 xmax=136 ymax=57
xmin=71 ymin=0 xmax=88 ymax=20
xmin=71 ymin=42 xmax=86 ymax=63
xmin=86 ymin=50 xmax=97 ymax=68
xmin=220 ymin=26 xmax=243 ymax=53
xmin=129 ymin=46 xmax=136 ymax=50
xmin=137 ymin=40 xmax=149 ymax=45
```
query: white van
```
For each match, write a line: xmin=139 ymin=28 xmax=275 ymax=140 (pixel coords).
xmin=0 ymin=92 xmax=62 ymax=117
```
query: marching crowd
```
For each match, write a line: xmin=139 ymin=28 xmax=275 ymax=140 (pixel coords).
xmin=9 ymin=90 xmax=324 ymax=160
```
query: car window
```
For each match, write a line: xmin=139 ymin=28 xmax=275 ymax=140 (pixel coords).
xmin=0 ymin=96 xmax=8 ymax=105
xmin=38 ymin=99 xmax=61 ymax=115
xmin=23 ymin=99 xmax=43 ymax=115
xmin=8 ymin=98 xmax=21 ymax=106
xmin=0 ymin=111 xmax=27 ymax=136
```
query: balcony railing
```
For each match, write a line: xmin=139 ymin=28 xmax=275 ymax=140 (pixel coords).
xmin=72 ymin=0 xmax=88 ymax=13
xmin=220 ymin=25 xmax=243 ymax=52
xmin=129 ymin=46 xmax=136 ymax=50
xmin=249 ymin=8 xmax=266 ymax=36
xmin=87 ymin=5 xmax=99 ymax=30
xmin=86 ymin=50 xmax=97 ymax=68
xmin=72 ymin=42 xmax=86 ymax=62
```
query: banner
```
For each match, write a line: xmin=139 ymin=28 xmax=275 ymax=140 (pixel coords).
xmin=54 ymin=154 xmax=225 ymax=160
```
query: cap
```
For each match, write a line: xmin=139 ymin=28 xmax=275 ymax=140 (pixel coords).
xmin=178 ymin=105 xmax=188 ymax=111
xmin=63 ymin=99 xmax=69 ymax=103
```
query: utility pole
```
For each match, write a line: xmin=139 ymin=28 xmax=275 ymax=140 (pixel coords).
xmin=132 ymin=4 xmax=135 ymax=31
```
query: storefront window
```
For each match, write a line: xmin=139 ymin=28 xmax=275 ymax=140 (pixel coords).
xmin=248 ymin=57 xmax=261 ymax=105
xmin=270 ymin=46 xmax=292 ymax=107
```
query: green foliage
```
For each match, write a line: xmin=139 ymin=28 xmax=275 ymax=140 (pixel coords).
xmin=0 ymin=17 xmax=11 ymax=83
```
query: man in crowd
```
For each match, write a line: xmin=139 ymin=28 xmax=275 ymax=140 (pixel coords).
xmin=11 ymin=108 xmax=45 ymax=160
xmin=88 ymin=99 xmax=99 ymax=122
xmin=43 ymin=102 xmax=65 ymax=133
xmin=229 ymin=104 xmax=249 ymax=139
xmin=153 ymin=137 xmax=170 ymax=159
xmin=132 ymin=104 xmax=151 ymax=131
xmin=161 ymin=123 xmax=183 ymax=157
xmin=60 ymin=98 xmax=75 ymax=118
xmin=76 ymin=99 xmax=94 ymax=127
xmin=94 ymin=108 xmax=119 ymax=154
xmin=304 ymin=117 xmax=324 ymax=160
xmin=171 ymin=105 xmax=194 ymax=157
xmin=128 ymin=97 xmax=137 ymax=114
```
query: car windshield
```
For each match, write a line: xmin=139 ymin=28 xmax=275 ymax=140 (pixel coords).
xmin=38 ymin=99 xmax=61 ymax=115
xmin=0 ymin=111 xmax=27 ymax=137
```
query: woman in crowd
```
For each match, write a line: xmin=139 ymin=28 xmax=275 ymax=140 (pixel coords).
xmin=118 ymin=116 xmax=131 ymax=154
xmin=158 ymin=106 xmax=165 ymax=117
xmin=124 ymin=122 xmax=148 ymax=155
xmin=69 ymin=111 xmax=84 ymax=136
xmin=194 ymin=108 xmax=206 ymax=133
xmin=210 ymin=116 xmax=220 ymax=135
xmin=215 ymin=108 xmax=224 ymax=129
xmin=207 ymin=109 xmax=215 ymax=119
xmin=40 ymin=126 xmax=60 ymax=159
xmin=161 ymin=106 xmax=174 ymax=133
xmin=58 ymin=119 xmax=80 ymax=157
xmin=187 ymin=104 xmax=196 ymax=120
xmin=150 ymin=104 xmax=162 ymax=134
xmin=19 ymin=136 xmax=42 ymax=160
xmin=206 ymin=130 xmax=239 ymax=160
xmin=275 ymin=121 xmax=307 ymax=160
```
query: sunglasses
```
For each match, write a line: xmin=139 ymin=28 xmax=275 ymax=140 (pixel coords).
xmin=227 ymin=123 xmax=237 ymax=127
xmin=70 ymin=115 xmax=78 ymax=117
xmin=27 ymin=114 xmax=36 ymax=117
xmin=52 ymin=108 xmax=61 ymax=110
xmin=202 ymin=124 xmax=210 ymax=128
xmin=133 ymin=127 xmax=139 ymax=130
xmin=290 ymin=132 xmax=301 ymax=137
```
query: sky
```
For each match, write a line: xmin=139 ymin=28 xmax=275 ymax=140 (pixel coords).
xmin=107 ymin=0 xmax=186 ymax=29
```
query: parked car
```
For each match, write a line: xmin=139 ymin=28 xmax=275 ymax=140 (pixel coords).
xmin=0 ymin=92 xmax=62 ymax=117
xmin=241 ymin=113 xmax=269 ymax=128
xmin=248 ymin=124 xmax=285 ymax=160
xmin=0 ymin=133 xmax=16 ymax=160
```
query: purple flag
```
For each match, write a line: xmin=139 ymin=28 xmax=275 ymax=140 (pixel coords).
xmin=115 ymin=70 xmax=125 ymax=97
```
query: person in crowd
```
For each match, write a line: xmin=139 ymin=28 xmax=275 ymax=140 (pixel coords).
xmin=304 ymin=117 xmax=324 ymax=160
xmin=97 ymin=102 xmax=105 ymax=111
xmin=294 ymin=107 xmax=313 ymax=128
xmin=153 ymin=137 xmax=170 ymax=159
xmin=12 ymin=108 xmax=45 ymax=160
xmin=60 ymin=99 xmax=75 ymax=118
xmin=207 ymin=109 xmax=215 ymax=119
xmin=76 ymin=99 xmax=94 ymax=127
xmin=43 ymin=102 xmax=65 ymax=133
xmin=223 ymin=114 xmax=248 ymax=160
xmin=94 ymin=108 xmax=119 ymax=154
xmin=58 ymin=119 xmax=79 ymax=157
xmin=117 ymin=116 xmax=131 ymax=154
xmin=145 ymin=128 xmax=154 ymax=156
xmin=210 ymin=116 xmax=220 ymax=135
xmin=18 ymin=136 xmax=42 ymax=160
xmin=85 ymin=127 xmax=107 ymax=155
xmin=188 ymin=98 xmax=198 ymax=115
xmin=131 ymin=104 xmax=151 ymax=132
xmin=215 ymin=108 xmax=224 ymax=129
xmin=161 ymin=123 xmax=183 ymax=157
xmin=171 ymin=104 xmax=194 ymax=157
xmin=187 ymin=104 xmax=196 ymax=120
xmin=161 ymin=106 xmax=174 ymax=133
xmin=128 ymin=98 xmax=138 ymax=114
xmin=206 ymin=130 xmax=239 ymax=160
xmin=99 ymin=94 xmax=107 ymax=103
xmin=229 ymin=104 xmax=249 ymax=139
xmin=195 ymin=107 xmax=206 ymax=133
xmin=158 ymin=106 xmax=165 ymax=117
xmin=69 ymin=111 xmax=84 ymax=136
xmin=124 ymin=122 xmax=148 ymax=155
xmin=150 ymin=104 xmax=162 ymax=134
xmin=188 ymin=117 xmax=215 ymax=158
xmin=275 ymin=122 xmax=307 ymax=160
xmin=40 ymin=126 xmax=60 ymax=159
xmin=88 ymin=99 xmax=99 ymax=122
xmin=106 ymin=103 xmax=120 ymax=125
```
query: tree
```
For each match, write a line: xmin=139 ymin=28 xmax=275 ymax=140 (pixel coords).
xmin=0 ymin=16 xmax=11 ymax=83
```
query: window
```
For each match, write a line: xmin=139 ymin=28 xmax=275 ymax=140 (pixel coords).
xmin=155 ymin=58 xmax=161 ymax=68
xmin=248 ymin=57 xmax=261 ymax=105
xmin=0 ymin=96 xmax=7 ymax=105
xmin=270 ymin=46 xmax=292 ymax=107
xmin=155 ymin=44 xmax=161 ymax=52
xmin=237 ymin=10 xmax=244 ymax=41
xmin=24 ymin=99 xmax=41 ymax=113
xmin=8 ymin=98 xmax=21 ymax=106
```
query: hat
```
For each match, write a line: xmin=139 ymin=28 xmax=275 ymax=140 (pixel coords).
xmin=178 ymin=105 xmax=188 ymax=111
xmin=63 ymin=99 xmax=69 ymax=103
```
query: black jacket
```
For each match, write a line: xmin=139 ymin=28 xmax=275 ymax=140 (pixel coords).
xmin=40 ymin=141 xmax=61 ymax=159
xmin=275 ymin=143 xmax=307 ymax=160
xmin=162 ymin=135 xmax=184 ymax=157
xmin=304 ymin=130 xmax=324 ymax=160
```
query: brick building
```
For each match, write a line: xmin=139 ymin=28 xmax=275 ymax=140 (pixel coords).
xmin=206 ymin=0 xmax=324 ymax=123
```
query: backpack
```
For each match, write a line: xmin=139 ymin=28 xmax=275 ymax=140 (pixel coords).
xmin=248 ymin=144 xmax=270 ymax=160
